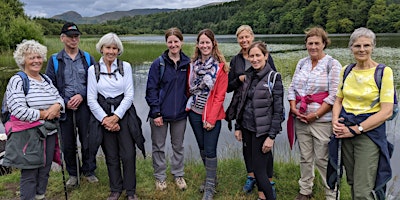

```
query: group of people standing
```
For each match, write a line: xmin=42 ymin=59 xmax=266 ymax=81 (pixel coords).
xmin=1 ymin=21 xmax=394 ymax=200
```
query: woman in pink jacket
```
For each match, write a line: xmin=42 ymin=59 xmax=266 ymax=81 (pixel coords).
xmin=187 ymin=29 xmax=229 ymax=200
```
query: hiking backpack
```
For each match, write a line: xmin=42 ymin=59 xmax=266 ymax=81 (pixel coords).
xmin=93 ymin=59 xmax=124 ymax=82
xmin=52 ymin=51 xmax=91 ymax=74
xmin=158 ymin=55 xmax=165 ymax=82
xmin=342 ymin=63 xmax=398 ymax=120
xmin=266 ymin=70 xmax=286 ymax=122
xmin=1 ymin=71 xmax=51 ymax=124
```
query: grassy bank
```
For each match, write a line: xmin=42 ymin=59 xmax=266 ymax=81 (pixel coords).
xmin=0 ymin=156 xmax=351 ymax=200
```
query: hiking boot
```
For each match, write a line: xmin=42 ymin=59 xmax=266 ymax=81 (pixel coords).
xmin=85 ymin=175 xmax=99 ymax=183
xmin=155 ymin=179 xmax=167 ymax=191
xmin=107 ymin=192 xmax=121 ymax=200
xmin=202 ymin=186 xmax=216 ymax=200
xmin=200 ymin=177 xmax=218 ymax=193
xmin=243 ymin=176 xmax=256 ymax=194
xmin=294 ymin=193 xmax=312 ymax=200
xmin=175 ymin=177 xmax=187 ymax=190
xmin=66 ymin=176 xmax=78 ymax=189
xmin=35 ymin=194 xmax=45 ymax=200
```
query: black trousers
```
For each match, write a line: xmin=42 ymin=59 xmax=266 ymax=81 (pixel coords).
xmin=242 ymin=128 xmax=274 ymax=179
xmin=102 ymin=125 xmax=137 ymax=196
xmin=60 ymin=104 xmax=96 ymax=177
xmin=242 ymin=128 xmax=275 ymax=200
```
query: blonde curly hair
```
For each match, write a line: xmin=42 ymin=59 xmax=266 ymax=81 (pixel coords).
xmin=13 ymin=40 xmax=47 ymax=70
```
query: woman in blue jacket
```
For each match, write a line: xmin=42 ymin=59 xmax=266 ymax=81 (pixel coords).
xmin=145 ymin=27 xmax=191 ymax=191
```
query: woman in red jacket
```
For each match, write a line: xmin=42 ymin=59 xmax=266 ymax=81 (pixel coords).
xmin=187 ymin=29 xmax=229 ymax=200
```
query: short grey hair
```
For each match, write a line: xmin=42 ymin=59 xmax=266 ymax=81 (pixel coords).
xmin=96 ymin=32 xmax=124 ymax=56
xmin=13 ymin=40 xmax=47 ymax=70
xmin=349 ymin=27 xmax=376 ymax=48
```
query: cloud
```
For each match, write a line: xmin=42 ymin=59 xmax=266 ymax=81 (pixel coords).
xmin=20 ymin=0 xmax=231 ymax=18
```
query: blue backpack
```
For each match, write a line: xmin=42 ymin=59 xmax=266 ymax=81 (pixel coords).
xmin=1 ymin=72 xmax=51 ymax=124
xmin=52 ymin=51 xmax=91 ymax=74
xmin=342 ymin=63 xmax=398 ymax=120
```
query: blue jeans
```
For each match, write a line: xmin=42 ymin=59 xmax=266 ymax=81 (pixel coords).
xmin=188 ymin=111 xmax=221 ymax=158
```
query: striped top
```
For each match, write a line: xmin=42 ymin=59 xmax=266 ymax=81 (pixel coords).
xmin=287 ymin=55 xmax=342 ymax=122
xmin=6 ymin=74 xmax=65 ymax=122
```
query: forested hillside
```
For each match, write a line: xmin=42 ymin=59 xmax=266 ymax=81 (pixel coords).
xmin=103 ymin=0 xmax=400 ymax=34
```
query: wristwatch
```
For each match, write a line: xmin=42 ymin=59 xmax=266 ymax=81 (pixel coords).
xmin=268 ymin=135 xmax=276 ymax=140
xmin=357 ymin=124 xmax=364 ymax=134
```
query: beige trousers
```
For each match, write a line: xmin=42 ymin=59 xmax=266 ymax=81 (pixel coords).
xmin=295 ymin=120 xmax=336 ymax=200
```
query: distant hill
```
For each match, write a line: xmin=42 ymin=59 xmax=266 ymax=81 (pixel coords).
xmin=52 ymin=9 xmax=176 ymax=24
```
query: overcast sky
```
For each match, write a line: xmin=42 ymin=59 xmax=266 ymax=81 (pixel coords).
xmin=20 ymin=0 xmax=231 ymax=18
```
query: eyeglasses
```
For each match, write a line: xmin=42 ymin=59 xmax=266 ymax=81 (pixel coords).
xmin=352 ymin=44 xmax=373 ymax=50
xmin=65 ymin=35 xmax=80 ymax=39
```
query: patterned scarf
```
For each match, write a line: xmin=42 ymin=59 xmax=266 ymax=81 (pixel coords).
xmin=189 ymin=56 xmax=219 ymax=96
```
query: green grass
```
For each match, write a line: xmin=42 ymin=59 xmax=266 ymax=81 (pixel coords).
xmin=0 ymin=156 xmax=351 ymax=200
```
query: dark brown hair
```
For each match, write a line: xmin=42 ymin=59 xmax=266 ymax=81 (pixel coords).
xmin=248 ymin=41 xmax=269 ymax=56
xmin=165 ymin=27 xmax=183 ymax=42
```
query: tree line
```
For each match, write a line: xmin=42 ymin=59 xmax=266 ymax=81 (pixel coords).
xmin=96 ymin=0 xmax=400 ymax=35
xmin=1 ymin=0 xmax=400 ymax=52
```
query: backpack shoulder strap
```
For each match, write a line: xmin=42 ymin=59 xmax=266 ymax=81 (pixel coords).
xmin=83 ymin=51 xmax=91 ymax=67
xmin=39 ymin=73 xmax=52 ymax=85
xmin=374 ymin=64 xmax=386 ymax=90
xmin=94 ymin=63 xmax=101 ymax=82
xmin=159 ymin=56 xmax=165 ymax=81
xmin=341 ymin=63 xmax=356 ymax=90
xmin=370 ymin=64 xmax=390 ymax=107
xmin=52 ymin=53 xmax=59 ymax=74
xmin=16 ymin=71 xmax=30 ymax=95
xmin=117 ymin=59 xmax=124 ymax=76
xmin=298 ymin=58 xmax=307 ymax=70
xmin=267 ymin=70 xmax=279 ymax=95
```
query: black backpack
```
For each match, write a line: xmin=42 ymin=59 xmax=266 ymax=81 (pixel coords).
xmin=93 ymin=59 xmax=124 ymax=82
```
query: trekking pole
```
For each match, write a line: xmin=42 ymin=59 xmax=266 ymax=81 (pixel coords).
xmin=73 ymin=111 xmax=80 ymax=186
xmin=57 ymin=129 xmax=68 ymax=200
xmin=336 ymin=138 xmax=342 ymax=200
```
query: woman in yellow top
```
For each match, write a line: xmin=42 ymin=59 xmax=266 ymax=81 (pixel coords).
xmin=332 ymin=27 xmax=394 ymax=199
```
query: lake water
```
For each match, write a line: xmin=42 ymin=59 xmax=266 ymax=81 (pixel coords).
xmin=1 ymin=34 xmax=399 ymax=197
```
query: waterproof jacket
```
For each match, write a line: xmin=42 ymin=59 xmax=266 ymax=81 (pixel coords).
xmin=188 ymin=62 xmax=228 ymax=125
xmin=235 ymin=64 xmax=284 ymax=138
xmin=327 ymin=109 xmax=393 ymax=200
xmin=145 ymin=50 xmax=191 ymax=121
xmin=3 ymin=120 xmax=60 ymax=169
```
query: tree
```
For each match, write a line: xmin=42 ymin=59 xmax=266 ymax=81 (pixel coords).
xmin=0 ymin=0 xmax=44 ymax=52
xmin=367 ymin=0 xmax=387 ymax=32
